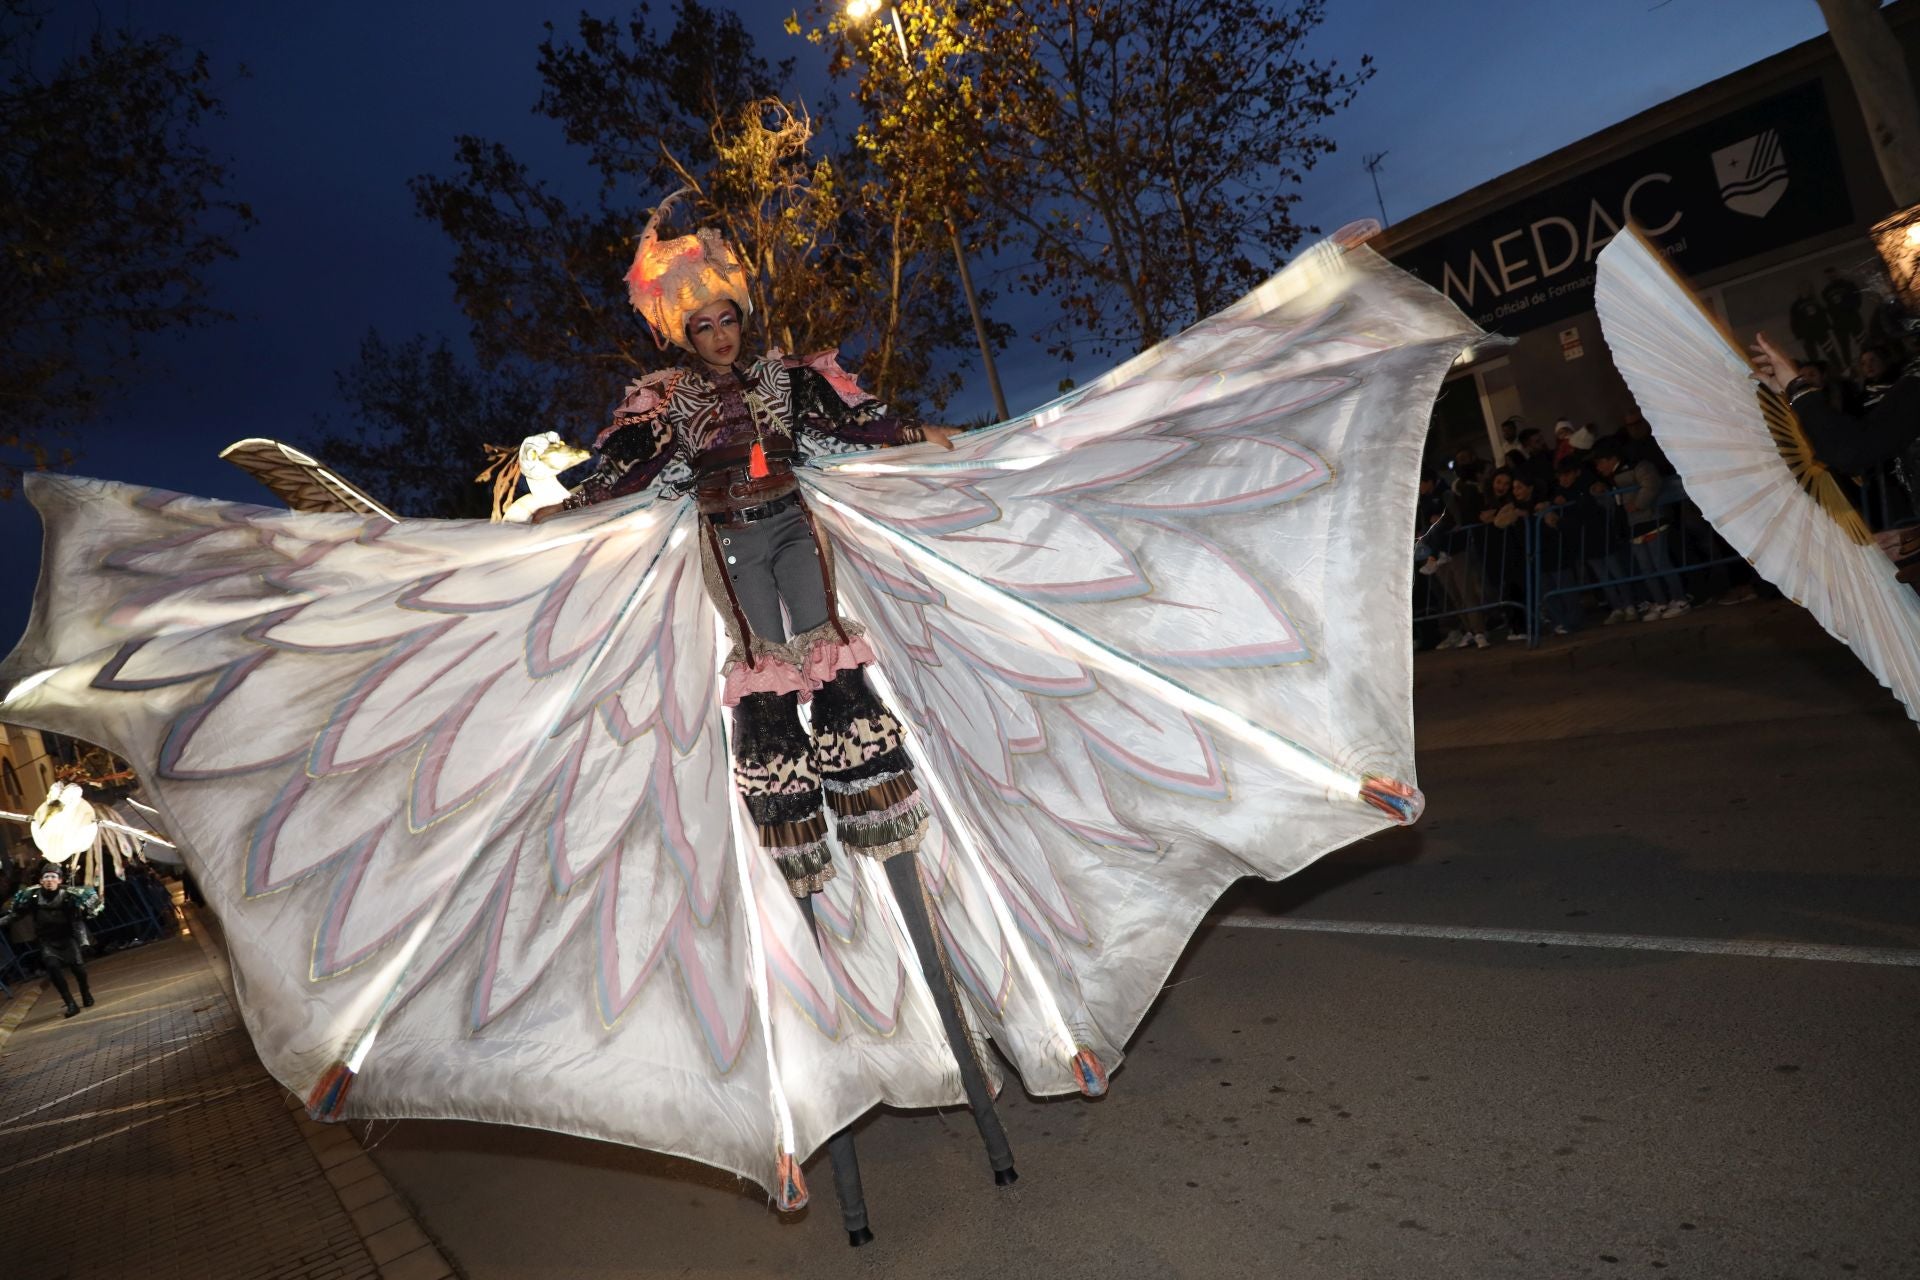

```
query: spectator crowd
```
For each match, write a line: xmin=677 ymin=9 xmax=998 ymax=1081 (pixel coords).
xmin=1416 ymin=344 xmax=1918 ymax=652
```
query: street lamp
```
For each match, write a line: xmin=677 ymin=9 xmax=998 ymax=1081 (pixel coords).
xmin=845 ymin=0 xmax=1010 ymax=423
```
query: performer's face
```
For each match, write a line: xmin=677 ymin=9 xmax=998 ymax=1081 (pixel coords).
xmin=40 ymin=873 xmax=60 ymax=891
xmin=687 ymin=301 xmax=742 ymax=371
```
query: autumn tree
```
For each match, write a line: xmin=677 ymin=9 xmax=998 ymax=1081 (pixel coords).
xmin=808 ymin=0 xmax=1370 ymax=363
xmin=330 ymin=0 xmax=983 ymax=480
xmin=0 ymin=3 xmax=252 ymax=495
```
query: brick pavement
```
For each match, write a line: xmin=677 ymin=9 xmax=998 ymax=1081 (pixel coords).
xmin=0 ymin=919 xmax=451 ymax=1280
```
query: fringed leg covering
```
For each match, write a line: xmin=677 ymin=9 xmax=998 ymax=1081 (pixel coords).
xmin=811 ymin=667 xmax=928 ymax=859
xmin=731 ymin=690 xmax=834 ymax=895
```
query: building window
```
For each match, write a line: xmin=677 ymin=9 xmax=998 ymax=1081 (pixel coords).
xmin=1 ymin=761 xmax=19 ymax=803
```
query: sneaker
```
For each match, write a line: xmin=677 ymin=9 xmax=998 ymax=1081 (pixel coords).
xmin=1471 ymin=633 xmax=1490 ymax=649
xmin=1636 ymin=601 xmax=1659 ymax=617
xmin=1436 ymin=630 xmax=1466 ymax=650
xmin=1718 ymin=585 xmax=1758 ymax=605
xmin=1505 ymin=630 xmax=1528 ymax=642
xmin=1660 ymin=600 xmax=1691 ymax=619
xmin=1552 ymin=625 xmax=1570 ymax=636
xmin=1603 ymin=608 xmax=1629 ymax=626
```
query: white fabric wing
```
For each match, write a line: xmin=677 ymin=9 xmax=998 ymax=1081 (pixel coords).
xmin=0 ymin=240 xmax=1480 ymax=1200
xmin=1595 ymin=229 xmax=1920 ymax=725
xmin=1 ymin=489 xmax=962 ymax=1201
xmin=805 ymin=244 xmax=1481 ymax=1091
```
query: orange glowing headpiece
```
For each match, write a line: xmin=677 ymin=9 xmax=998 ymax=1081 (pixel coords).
xmin=625 ymin=188 xmax=754 ymax=352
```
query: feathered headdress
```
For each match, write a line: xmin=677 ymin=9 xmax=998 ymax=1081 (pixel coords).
xmin=625 ymin=188 xmax=754 ymax=353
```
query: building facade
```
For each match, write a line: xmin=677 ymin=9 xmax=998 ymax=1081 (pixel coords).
xmin=0 ymin=721 xmax=57 ymax=878
xmin=1377 ymin=4 xmax=1920 ymax=464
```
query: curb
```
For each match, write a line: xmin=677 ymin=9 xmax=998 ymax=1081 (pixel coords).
xmin=185 ymin=904 xmax=462 ymax=1280
xmin=1415 ymin=599 xmax=1829 ymax=688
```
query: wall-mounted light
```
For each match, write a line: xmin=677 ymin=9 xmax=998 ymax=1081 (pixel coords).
xmin=1870 ymin=203 xmax=1920 ymax=311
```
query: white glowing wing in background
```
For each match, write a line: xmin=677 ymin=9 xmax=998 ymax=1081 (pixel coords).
xmin=1595 ymin=229 xmax=1920 ymax=724
xmin=803 ymin=244 xmax=1481 ymax=1090
xmin=0 ymin=241 xmax=1479 ymax=1200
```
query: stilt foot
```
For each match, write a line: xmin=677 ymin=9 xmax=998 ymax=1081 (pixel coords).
xmin=993 ymin=1166 xmax=1019 ymax=1187
xmin=847 ymin=1227 xmax=874 ymax=1248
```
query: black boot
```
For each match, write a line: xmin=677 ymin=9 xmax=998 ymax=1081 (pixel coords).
xmin=62 ymin=1001 xmax=80 ymax=1018
xmin=81 ymin=991 xmax=95 ymax=1007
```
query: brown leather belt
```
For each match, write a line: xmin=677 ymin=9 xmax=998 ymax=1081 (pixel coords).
xmin=695 ymin=468 xmax=797 ymax=516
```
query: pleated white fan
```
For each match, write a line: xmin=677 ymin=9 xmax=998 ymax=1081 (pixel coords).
xmin=1594 ymin=227 xmax=1920 ymax=725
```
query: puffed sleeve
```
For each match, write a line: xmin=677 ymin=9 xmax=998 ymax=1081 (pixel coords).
xmin=788 ymin=364 xmax=926 ymax=449
xmin=564 ymin=373 xmax=684 ymax=510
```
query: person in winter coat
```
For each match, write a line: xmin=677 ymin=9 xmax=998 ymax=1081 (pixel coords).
xmin=1590 ymin=437 xmax=1689 ymax=619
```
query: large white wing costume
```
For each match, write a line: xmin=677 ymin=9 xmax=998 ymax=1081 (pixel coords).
xmin=0 ymin=243 xmax=1480 ymax=1201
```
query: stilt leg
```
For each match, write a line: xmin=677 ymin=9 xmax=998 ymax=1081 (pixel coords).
xmin=882 ymin=852 xmax=1017 ymax=1180
xmin=799 ymin=895 xmax=875 ymax=1246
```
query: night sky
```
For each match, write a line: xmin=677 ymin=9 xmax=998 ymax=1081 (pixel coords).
xmin=1 ymin=0 xmax=1833 ymax=649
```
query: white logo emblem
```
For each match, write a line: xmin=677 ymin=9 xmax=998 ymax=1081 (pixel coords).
xmin=1712 ymin=130 xmax=1788 ymax=218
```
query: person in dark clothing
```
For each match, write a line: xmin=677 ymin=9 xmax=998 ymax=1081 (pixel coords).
xmin=1514 ymin=427 xmax=1555 ymax=490
xmin=1477 ymin=468 xmax=1529 ymax=636
xmin=1416 ymin=468 xmax=1492 ymax=648
xmin=1550 ymin=454 xmax=1638 ymax=623
xmin=1754 ymin=331 xmax=1920 ymax=481
xmin=1753 ymin=330 xmax=1920 ymax=581
xmin=0 ymin=866 xmax=103 ymax=1016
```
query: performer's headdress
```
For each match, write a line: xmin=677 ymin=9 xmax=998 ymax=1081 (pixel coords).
xmin=625 ymin=188 xmax=754 ymax=353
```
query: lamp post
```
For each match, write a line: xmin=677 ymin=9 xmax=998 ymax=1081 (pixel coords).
xmin=846 ymin=0 xmax=1010 ymax=423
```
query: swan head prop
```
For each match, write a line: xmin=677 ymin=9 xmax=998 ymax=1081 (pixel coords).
xmin=518 ymin=432 xmax=592 ymax=483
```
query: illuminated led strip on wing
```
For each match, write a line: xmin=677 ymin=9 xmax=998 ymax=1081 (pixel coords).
xmin=807 ymin=490 xmax=1366 ymax=802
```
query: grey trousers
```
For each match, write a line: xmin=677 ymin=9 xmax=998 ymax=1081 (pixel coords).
xmin=712 ymin=504 xmax=829 ymax=642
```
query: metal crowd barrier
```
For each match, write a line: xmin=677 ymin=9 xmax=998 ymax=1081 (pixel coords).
xmin=91 ymin=877 xmax=172 ymax=948
xmin=1416 ymin=479 xmax=1755 ymax=651
xmin=1412 ymin=517 xmax=1533 ymax=645
xmin=1525 ymin=480 xmax=1745 ymax=646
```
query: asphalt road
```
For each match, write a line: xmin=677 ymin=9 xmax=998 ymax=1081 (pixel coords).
xmin=362 ymin=603 xmax=1920 ymax=1279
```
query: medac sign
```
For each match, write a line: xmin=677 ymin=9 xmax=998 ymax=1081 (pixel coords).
xmin=1392 ymin=80 xmax=1854 ymax=333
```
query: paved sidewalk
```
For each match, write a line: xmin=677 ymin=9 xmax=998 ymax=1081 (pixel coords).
xmin=0 ymin=922 xmax=440 ymax=1280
